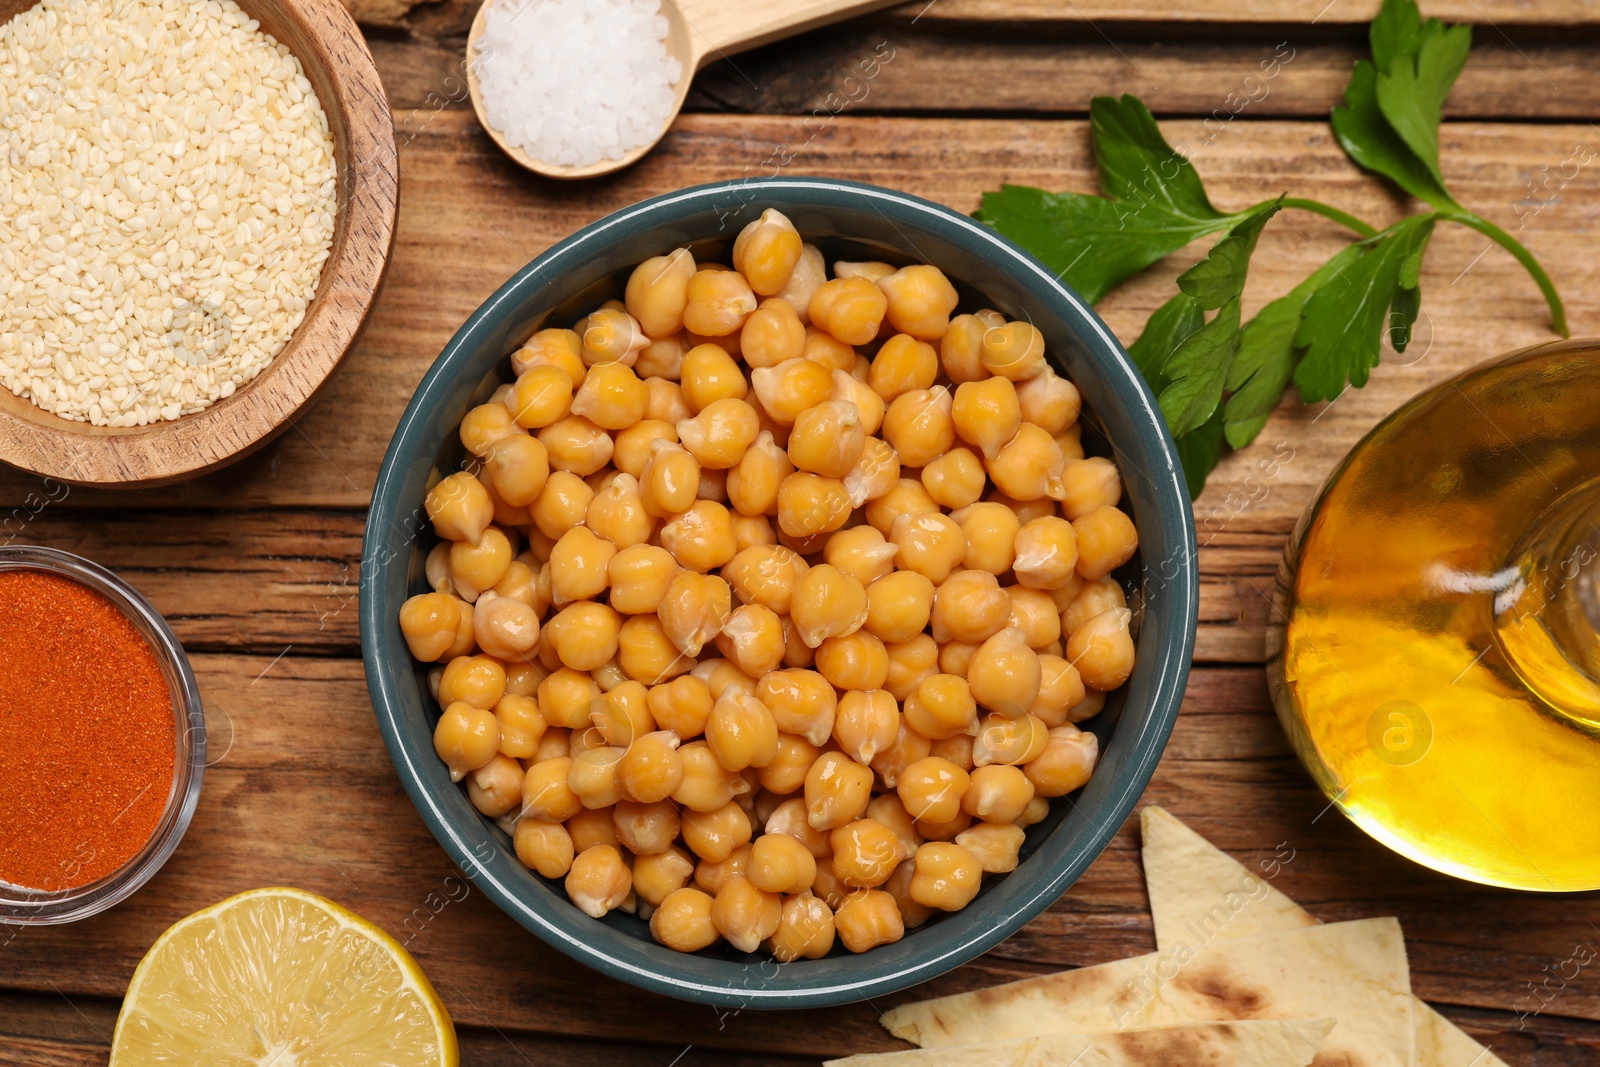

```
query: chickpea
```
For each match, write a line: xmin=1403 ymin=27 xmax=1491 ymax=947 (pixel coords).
xmin=809 ymin=276 xmax=887 ymax=346
xmin=705 ymin=687 xmax=780 ymax=771
xmin=951 ymin=377 xmax=1021 ymax=460
xmin=741 ymin=297 xmax=808 ymax=369
xmin=720 ymin=547 xmax=805 ymax=619
xmin=842 ymin=438 xmax=899 ymax=512
xmin=710 ymin=603 xmax=782 ymax=677
xmin=433 ymin=701 xmax=500 ymax=783
xmin=566 ymin=844 xmax=633 ymax=918
xmin=400 ymin=592 xmax=463 ymax=662
xmin=548 ymin=526 xmax=616 ymax=606
xmin=915 ymin=810 xmax=974 ymax=842
xmin=789 ymin=563 xmax=870 ymax=648
xmin=579 ymin=307 xmax=648 ymax=368
xmin=680 ymin=342 xmax=749 ymax=413
xmin=1025 ymin=724 xmax=1100 ymax=797
xmin=635 ymin=336 xmax=688 ymax=381
xmin=426 ymin=471 xmax=494 ymax=546
xmin=626 ymin=248 xmax=695 ymax=338
xmin=507 ymin=364 xmax=575 ymax=430
xmin=757 ymin=733 xmax=822 ymax=795
xmin=616 ymin=731 xmax=684 ymax=805
xmin=546 ymin=601 xmax=623 ymax=672
xmin=864 ymin=477 xmax=938 ymax=536
xmin=726 ymin=430 xmax=793 ymax=517
xmin=987 ymin=423 xmax=1066 ymax=502
xmin=658 ymin=570 xmax=732 ymax=657
xmin=567 ymin=745 xmax=625 ymax=809
xmin=447 ymin=527 xmax=511 ymax=603
xmin=805 ymin=751 xmax=875 ymax=831
xmin=747 ymin=831 xmax=818 ymax=895
xmin=473 ymin=594 xmax=541 ymax=663
xmin=611 ymin=798 xmax=682 ymax=856
xmin=646 ymin=377 xmax=694 ymax=423
xmin=533 ymin=727 xmax=571 ymax=762
xmin=860 ymin=571 xmax=933 ymax=647
xmin=511 ymin=327 xmax=585 ymax=386
xmin=1030 ymin=654 xmax=1088 ymax=726
xmin=673 ymin=741 xmax=751 ymax=812
xmin=537 ymin=666 xmax=600 ymax=730
xmin=967 ymin=627 xmax=1042 ymax=718
xmin=897 ymin=754 xmax=972 ymax=825
xmin=683 ymin=269 xmax=757 ymax=337
xmin=776 ymin=471 xmax=853 ymax=539
xmin=1067 ymin=607 xmax=1135 ymax=691
xmin=824 ymin=526 xmax=898 ymax=588
xmin=920 ymin=447 xmax=986 ymax=510
xmin=514 ymin=819 xmax=575 ymax=879
xmin=830 ymin=818 xmax=907 ymax=888
xmin=957 ymin=822 xmax=1026 ymax=874
xmin=660 ymin=499 xmax=737 ymax=572
xmin=909 ymin=841 xmax=983 ymax=911
xmin=877 ymin=265 xmax=959 ymax=340
xmin=869 ymin=719 xmax=933 ymax=790
xmin=881 ymin=386 xmax=955 ymax=469
xmin=570 ymin=362 xmax=649 ymax=431
xmin=834 ymin=889 xmax=905 ymax=953
xmin=788 ymin=399 xmax=866 ymax=479
xmin=1062 ymin=575 xmax=1126 ymax=634
xmin=651 ymin=886 xmax=720 ymax=951
xmin=833 ymin=260 xmax=895 ymax=283
xmin=439 ymin=654 xmax=507 ymax=710
xmin=566 ymin=806 xmax=621 ymax=853
xmin=769 ymin=892 xmax=836 ymax=962
xmin=775 ymin=243 xmax=825 ymax=325
xmin=868 ymin=333 xmax=938 ymax=402
xmin=710 ymin=874 xmax=781 ymax=953
xmin=648 ymin=675 xmax=714 ymax=739
xmin=889 ymin=512 xmax=967 ymax=585
xmin=930 ymin=569 xmax=1013 ymax=646
xmin=961 ymin=763 xmax=1036 ymax=823
xmin=883 ymin=634 xmax=940 ymax=702
xmin=676 ymin=397 xmax=761 ymax=469
xmin=494 ymin=694 xmax=547 ymax=759
xmin=484 ymin=435 xmax=550 ymax=510
xmin=503 ymin=658 xmax=551 ymax=701
xmin=1073 ymin=505 xmax=1139 ymax=581
xmin=733 ymin=208 xmax=803 ymax=295
xmin=617 ymin=614 xmax=694 ymax=684
xmin=780 ymin=615 xmax=816 ymax=668
xmin=522 ymin=757 xmax=582 ymax=821
xmin=637 ymin=439 xmax=700 ymax=519
xmin=756 ymin=668 xmax=837 ymax=747
xmin=459 ymin=402 xmax=521 ymax=458
xmin=1007 ymin=586 xmax=1063 ymax=650
xmin=816 ymin=631 xmax=890 ymax=691
xmin=1059 ymin=455 xmax=1121 ymax=519
xmin=603 ymin=545 xmax=675 ymax=616
xmin=693 ymin=657 xmax=758 ymax=701
xmin=529 ymin=470 xmax=593 ymax=541
xmin=730 ymin=513 xmax=777 ymax=552
xmin=633 ymin=845 xmax=696 ymax=907
xmin=980 ymin=320 xmax=1046 ymax=381
xmin=1016 ymin=366 xmax=1081 ymax=435
xmin=761 ymin=798 xmax=828 ymax=860
xmin=1013 ymin=515 xmax=1080 ymax=591
xmin=539 ymin=415 xmax=614 ymax=477
xmin=682 ymin=801 xmax=753 ymax=864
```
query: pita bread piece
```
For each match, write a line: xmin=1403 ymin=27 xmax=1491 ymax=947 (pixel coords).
xmin=1139 ymin=806 xmax=1509 ymax=1067
xmin=881 ymin=918 xmax=1413 ymax=1067
xmin=827 ymin=1018 xmax=1336 ymax=1067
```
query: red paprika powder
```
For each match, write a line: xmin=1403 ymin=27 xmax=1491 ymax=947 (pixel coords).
xmin=0 ymin=570 xmax=174 ymax=891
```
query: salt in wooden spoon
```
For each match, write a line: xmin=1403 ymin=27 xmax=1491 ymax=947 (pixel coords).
xmin=466 ymin=0 xmax=905 ymax=180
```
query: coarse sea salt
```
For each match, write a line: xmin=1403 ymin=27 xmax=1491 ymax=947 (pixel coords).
xmin=475 ymin=0 xmax=683 ymax=168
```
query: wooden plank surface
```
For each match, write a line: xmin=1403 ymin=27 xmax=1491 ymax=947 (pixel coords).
xmin=7 ymin=3 xmax=1600 ymax=1063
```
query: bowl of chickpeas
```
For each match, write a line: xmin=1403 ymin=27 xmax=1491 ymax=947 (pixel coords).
xmin=360 ymin=177 xmax=1197 ymax=1008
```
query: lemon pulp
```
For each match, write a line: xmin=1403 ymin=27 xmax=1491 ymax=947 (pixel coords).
xmin=110 ymin=887 xmax=457 ymax=1067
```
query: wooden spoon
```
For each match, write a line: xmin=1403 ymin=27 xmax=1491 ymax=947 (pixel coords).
xmin=466 ymin=0 xmax=904 ymax=180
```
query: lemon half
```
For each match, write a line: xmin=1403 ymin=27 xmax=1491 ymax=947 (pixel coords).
xmin=110 ymin=887 xmax=458 ymax=1067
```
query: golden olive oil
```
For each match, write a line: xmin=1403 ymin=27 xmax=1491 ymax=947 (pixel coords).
xmin=1269 ymin=340 xmax=1600 ymax=890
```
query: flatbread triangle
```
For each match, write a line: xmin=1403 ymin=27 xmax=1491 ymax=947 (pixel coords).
xmin=827 ymin=1018 xmax=1336 ymax=1067
xmin=880 ymin=917 xmax=1415 ymax=1067
xmin=1139 ymin=806 xmax=1509 ymax=1067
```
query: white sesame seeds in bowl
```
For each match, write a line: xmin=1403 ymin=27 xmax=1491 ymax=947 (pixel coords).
xmin=0 ymin=0 xmax=397 ymax=487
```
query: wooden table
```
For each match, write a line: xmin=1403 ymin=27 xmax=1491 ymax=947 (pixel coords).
xmin=5 ymin=1 xmax=1599 ymax=1062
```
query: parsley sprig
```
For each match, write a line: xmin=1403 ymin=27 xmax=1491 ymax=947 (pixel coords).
xmin=976 ymin=0 xmax=1566 ymax=496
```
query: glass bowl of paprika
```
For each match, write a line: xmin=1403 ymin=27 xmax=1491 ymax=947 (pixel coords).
xmin=0 ymin=545 xmax=206 ymax=925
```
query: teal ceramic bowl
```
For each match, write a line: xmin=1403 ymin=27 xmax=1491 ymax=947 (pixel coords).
xmin=361 ymin=178 xmax=1197 ymax=1009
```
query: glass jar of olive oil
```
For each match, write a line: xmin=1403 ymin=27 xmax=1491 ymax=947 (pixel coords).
xmin=1269 ymin=338 xmax=1600 ymax=891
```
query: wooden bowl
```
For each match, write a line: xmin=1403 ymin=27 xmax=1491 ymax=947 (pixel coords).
xmin=0 ymin=0 xmax=398 ymax=487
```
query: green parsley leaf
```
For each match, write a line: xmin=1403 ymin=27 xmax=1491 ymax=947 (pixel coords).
xmin=976 ymin=185 xmax=1235 ymax=306
xmin=1128 ymin=292 xmax=1204 ymax=389
xmin=1090 ymin=95 xmax=1220 ymax=220
xmin=1158 ymin=297 xmax=1241 ymax=436
xmin=1174 ymin=412 xmax=1226 ymax=499
xmin=1370 ymin=0 xmax=1424 ymax=73
xmin=976 ymin=97 xmax=1241 ymax=304
xmin=1330 ymin=60 xmax=1456 ymax=209
xmin=1376 ymin=19 xmax=1472 ymax=192
xmin=1176 ymin=199 xmax=1281 ymax=309
xmin=1222 ymin=243 xmax=1364 ymax=448
xmin=1293 ymin=214 xmax=1436 ymax=401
